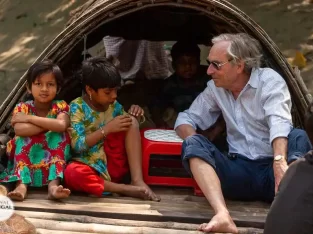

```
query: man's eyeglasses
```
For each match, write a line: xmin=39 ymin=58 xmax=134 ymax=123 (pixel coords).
xmin=207 ymin=58 xmax=233 ymax=70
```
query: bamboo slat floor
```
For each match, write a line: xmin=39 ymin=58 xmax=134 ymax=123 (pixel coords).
xmin=10 ymin=187 xmax=269 ymax=233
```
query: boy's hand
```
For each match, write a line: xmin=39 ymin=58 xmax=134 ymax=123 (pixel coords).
xmin=105 ymin=115 xmax=132 ymax=133
xmin=128 ymin=105 xmax=144 ymax=117
xmin=11 ymin=113 xmax=31 ymax=125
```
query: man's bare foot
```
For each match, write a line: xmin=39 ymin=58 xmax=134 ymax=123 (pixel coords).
xmin=131 ymin=180 xmax=160 ymax=201
xmin=48 ymin=185 xmax=71 ymax=200
xmin=199 ymin=212 xmax=238 ymax=233
xmin=7 ymin=184 xmax=27 ymax=201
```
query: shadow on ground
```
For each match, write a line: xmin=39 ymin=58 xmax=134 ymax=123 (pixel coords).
xmin=0 ymin=0 xmax=84 ymax=102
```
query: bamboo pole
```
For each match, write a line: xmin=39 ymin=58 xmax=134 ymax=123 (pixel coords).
xmin=27 ymin=218 xmax=203 ymax=234
xmin=17 ymin=212 xmax=263 ymax=234
xmin=16 ymin=211 xmax=199 ymax=230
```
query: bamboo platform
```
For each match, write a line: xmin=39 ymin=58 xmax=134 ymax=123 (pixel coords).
xmin=11 ymin=187 xmax=269 ymax=234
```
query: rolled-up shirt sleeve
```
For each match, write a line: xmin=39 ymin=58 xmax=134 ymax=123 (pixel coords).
xmin=174 ymin=85 xmax=221 ymax=130
xmin=263 ymin=78 xmax=293 ymax=144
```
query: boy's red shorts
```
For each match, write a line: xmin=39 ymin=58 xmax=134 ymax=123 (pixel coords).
xmin=64 ymin=132 xmax=129 ymax=197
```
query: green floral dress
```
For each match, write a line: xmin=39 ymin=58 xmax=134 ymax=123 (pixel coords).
xmin=0 ymin=100 xmax=71 ymax=186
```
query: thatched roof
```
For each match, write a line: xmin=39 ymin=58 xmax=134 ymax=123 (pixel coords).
xmin=0 ymin=0 xmax=311 ymax=131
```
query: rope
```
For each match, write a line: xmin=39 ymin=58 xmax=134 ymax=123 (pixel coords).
xmin=83 ymin=34 xmax=88 ymax=61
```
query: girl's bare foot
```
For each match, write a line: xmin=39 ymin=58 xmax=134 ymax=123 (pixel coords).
xmin=7 ymin=183 xmax=27 ymax=201
xmin=48 ymin=185 xmax=71 ymax=200
xmin=199 ymin=212 xmax=238 ymax=233
xmin=131 ymin=180 xmax=160 ymax=201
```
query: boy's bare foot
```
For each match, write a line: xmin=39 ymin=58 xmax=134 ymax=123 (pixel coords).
xmin=199 ymin=212 xmax=238 ymax=233
xmin=48 ymin=185 xmax=71 ymax=200
xmin=7 ymin=183 xmax=27 ymax=201
xmin=131 ymin=180 xmax=160 ymax=201
xmin=122 ymin=184 xmax=154 ymax=200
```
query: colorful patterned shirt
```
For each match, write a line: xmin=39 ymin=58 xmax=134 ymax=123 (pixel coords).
xmin=69 ymin=97 xmax=125 ymax=181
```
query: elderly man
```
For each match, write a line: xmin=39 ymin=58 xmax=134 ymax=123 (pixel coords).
xmin=175 ymin=33 xmax=312 ymax=233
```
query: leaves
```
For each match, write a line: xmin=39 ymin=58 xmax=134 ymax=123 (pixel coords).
xmin=292 ymin=51 xmax=307 ymax=69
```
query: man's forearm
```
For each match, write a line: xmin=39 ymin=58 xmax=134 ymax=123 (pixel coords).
xmin=272 ymin=137 xmax=288 ymax=159
xmin=175 ymin=124 xmax=197 ymax=140
xmin=272 ymin=137 xmax=289 ymax=193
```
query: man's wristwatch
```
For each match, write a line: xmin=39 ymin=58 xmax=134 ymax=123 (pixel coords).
xmin=274 ymin=155 xmax=284 ymax=162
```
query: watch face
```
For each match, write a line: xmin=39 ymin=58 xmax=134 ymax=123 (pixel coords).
xmin=274 ymin=155 xmax=283 ymax=161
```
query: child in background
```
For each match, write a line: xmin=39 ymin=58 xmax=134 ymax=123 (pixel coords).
xmin=0 ymin=60 xmax=71 ymax=201
xmin=151 ymin=41 xmax=208 ymax=128
xmin=64 ymin=56 xmax=159 ymax=201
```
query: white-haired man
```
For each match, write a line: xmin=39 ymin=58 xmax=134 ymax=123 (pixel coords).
xmin=175 ymin=33 xmax=312 ymax=233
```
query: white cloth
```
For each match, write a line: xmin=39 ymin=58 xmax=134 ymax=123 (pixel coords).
xmin=103 ymin=36 xmax=171 ymax=80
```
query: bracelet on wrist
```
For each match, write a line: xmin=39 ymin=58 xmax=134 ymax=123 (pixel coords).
xmin=99 ymin=126 xmax=107 ymax=139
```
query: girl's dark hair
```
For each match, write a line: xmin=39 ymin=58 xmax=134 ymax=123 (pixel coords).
xmin=81 ymin=56 xmax=121 ymax=92
xmin=26 ymin=59 xmax=63 ymax=89
xmin=171 ymin=41 xmax=201 ymax=64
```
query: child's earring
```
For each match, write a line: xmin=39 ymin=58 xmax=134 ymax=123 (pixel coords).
xmin=89 ymin=94 xmax=92 ymax=101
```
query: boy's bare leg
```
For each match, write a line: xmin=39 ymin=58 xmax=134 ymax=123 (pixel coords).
xmin=190 ymin=158 xmax=238 ymax=233
xmin=7 ymin=182 xmax=27 ymax=201
xmin=125 ymin=117 xmax=160 ymax=201
xmin=48 ymin=178 xmax=71 ymax=200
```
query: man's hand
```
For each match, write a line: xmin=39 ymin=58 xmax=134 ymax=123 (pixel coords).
xmin=11 ymin=113 xmax=31 ymax=126
xmin=273 ymin=159 xmax=288 ymax=194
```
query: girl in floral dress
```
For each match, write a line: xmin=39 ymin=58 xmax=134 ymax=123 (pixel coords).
xmin=0 ymin=60 xmax=71 ymax=201
xmin=64 ymin=56 xmax=160 ymax=201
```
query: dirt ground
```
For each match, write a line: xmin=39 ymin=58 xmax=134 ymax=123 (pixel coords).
xmin=231 ymin=0 xmax=313 ymax=92
xmin=0 ymin=0 xmax=85 ymax=102
xmin=0 ymin=0 xmax=312 ymax=103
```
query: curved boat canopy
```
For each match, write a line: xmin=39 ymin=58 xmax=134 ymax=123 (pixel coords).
xmin=0 ymin=0 xmax=310 ymax=132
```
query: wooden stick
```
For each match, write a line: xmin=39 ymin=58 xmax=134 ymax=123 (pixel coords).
xmin=26 ymin=218 xmax=264 ymax=234
xmin=16 ymin=210 xmax=199 ymax=230
xmin=293 ymin=66 xmax=312 ymax=104
xmin=27 ymin=218 xmax=202 ymax=234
